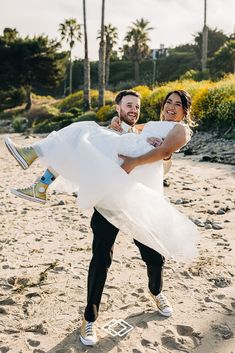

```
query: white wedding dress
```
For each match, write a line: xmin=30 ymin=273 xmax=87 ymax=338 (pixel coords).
xmin=33 ymin=120 xmax=199 ymax=261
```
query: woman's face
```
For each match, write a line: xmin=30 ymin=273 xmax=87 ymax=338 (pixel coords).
xmin=162 ymin=93 xmax=185 ymax=122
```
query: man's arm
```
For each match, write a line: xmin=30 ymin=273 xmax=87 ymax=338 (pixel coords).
xmin=119 ymin=124 xmax=188 ymax=173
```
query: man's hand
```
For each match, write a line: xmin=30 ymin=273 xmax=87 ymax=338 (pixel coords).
xmin=119 ymin=154 xmax=138 ymax=174
xmin=147 ymin=137 xmax=171 ymax=160
xmin=109 ymin=116 xmax=123 ymax=132
xmin=147 ymin=136 xmax=163 ymax=147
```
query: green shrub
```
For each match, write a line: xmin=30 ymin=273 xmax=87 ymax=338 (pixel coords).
xmin=23 ymin=75 xmax=235 ymax=133
xmin=141 ymin=86 xmax=170 ymax=121
xmin=89 ymin=90 xmax=115 ymax=108
xmin=33 ymin=112 xmax=74 ymax=133
xmin=216 ymin=97 xmax=235 ymax=129
xmin=68 ymin=107 xmax=83 ymax=117
xmin=28 ymin=104 xmax=60 ymax=127
xmin=0 ymin=108 xmax=25 ymax=121
xmin=96 ymin=105 xmax=116 ymax=122
xmin=33 ymin=121 xmax=60 ymax=133
xmin=191 ymin=76 xmax=235 ymax=129
xmin=74 ymin=111 xmax=98 ymax=122
xmin=12 ymin=117 xmax=28 ymax=132
xmin=58 ymin=90 xmax=115 ymax=112
xmin=180 ymin=69 xmax=210 ymax=81
xmin=58 ymin=91 xmax=84 ymax=112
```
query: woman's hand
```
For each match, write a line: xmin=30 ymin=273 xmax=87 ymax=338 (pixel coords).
xmin=118 ymin=154 xmax=138 ymax=174
xmin=109 ymin=116 xmax=123 ymax=132
xmin=147 ymin=137 xmax=163 ymax=147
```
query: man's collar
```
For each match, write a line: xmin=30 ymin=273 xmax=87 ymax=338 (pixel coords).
xmin=120 ymin=120 xmax=137 ymax=133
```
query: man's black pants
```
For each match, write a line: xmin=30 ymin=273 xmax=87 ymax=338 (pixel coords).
xmin=84 ymin=209 xmax=165 ymax=322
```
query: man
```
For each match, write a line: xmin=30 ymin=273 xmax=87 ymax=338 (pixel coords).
xmin=80 ymin=90 xmax=172 ymax=346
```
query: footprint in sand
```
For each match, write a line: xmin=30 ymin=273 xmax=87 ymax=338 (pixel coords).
xmin=161 ymin=325 xmax=202 ymax=352
xmin=27 ymin=338 xmax=40 ymax=347
xmin=211 ymin=323 xmax=234 ymax=340
xmin=0 ymin=347 xmax=10 ymax=353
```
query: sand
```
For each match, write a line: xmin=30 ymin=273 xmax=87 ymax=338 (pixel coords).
xmin=0 ymin=133 xmax=234 ymax=353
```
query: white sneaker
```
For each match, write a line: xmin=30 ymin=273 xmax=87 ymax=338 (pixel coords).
xmin=150 ymin=292 xmax=173 ymax=317
xmin=80 ymin=319 xmax=97 ymax=346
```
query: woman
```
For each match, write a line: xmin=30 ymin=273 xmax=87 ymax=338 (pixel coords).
xmin=5 ymin=90 xmax=199 ymax=261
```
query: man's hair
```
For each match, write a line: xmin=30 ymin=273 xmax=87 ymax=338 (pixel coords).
xmin=115 ymin=90 xmax=141 ymax=105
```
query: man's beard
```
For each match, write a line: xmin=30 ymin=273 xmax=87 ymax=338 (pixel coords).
xmin=119 ymin=108 xmax=138 ymax=126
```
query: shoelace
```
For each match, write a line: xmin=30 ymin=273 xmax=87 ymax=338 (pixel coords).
xmin=85 ymin=322 xmax=95 ymax=336
xmin=19 ymin=185 xmax=33 ymax=192
xmin=18 ymin=184 xmax=36 ymax=197
xmin=157 ymin=294 xmax=169 ymax=308
xmin=18 ymin=145 xmax=32 ymax=151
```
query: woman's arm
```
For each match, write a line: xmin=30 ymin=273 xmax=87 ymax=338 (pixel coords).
xmin=119 ymin=124 xmax=188 ymax=173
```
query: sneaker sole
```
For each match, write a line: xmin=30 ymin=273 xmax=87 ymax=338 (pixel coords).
xmin=79 ymin=335 xmax=97 ymax=346
xmin=158 ymin=309 xmax=173 ymax=317
xmin=5 ymin=137 xmax=29 ymax=170
xmin=11 ymin=188 xmax=46 ymax=204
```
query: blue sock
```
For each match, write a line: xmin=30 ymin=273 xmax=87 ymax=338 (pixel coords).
xmin=40 ymin=169 xmax=56 ymax=185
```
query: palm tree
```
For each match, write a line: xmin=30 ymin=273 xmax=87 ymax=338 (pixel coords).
xmin=98 ymin=0 xmax=106 ymax=108
xmin=123 ymin=18 xmax=153 ymax=83
xmin=3 ymin=27 xmax=19 ymax=43
xmin=83 ymin=0 xmax=91 ymax=110
xmin=59 ymin=18 xmax=82 ymax=94
xmin=98 ymin=24 xmax=118 ymax=87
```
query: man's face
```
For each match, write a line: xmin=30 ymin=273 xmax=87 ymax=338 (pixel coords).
xmin=116 ymin=95 xmax=141 ymax=126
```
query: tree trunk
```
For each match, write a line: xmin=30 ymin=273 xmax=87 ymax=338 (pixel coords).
xmin=69 ymin=50 xmax=73 ymax=94
xmin=105 ymin=46 xmax=111 ymax=87
xmin=25 ymin=86 xmax=32 ymax=111
xmin=202 ymin=25 xmax=208 ymax=72
xmin=83 ymin=0 xmax=91 ymax=111
xmin=134 ymin=61 xmax=140 ymax=83
xmin=98 ymin=0 xmax=106 ymax=108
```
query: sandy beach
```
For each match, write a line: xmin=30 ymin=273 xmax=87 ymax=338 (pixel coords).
xmin=0 ymin=133 xmax=234 ymax=353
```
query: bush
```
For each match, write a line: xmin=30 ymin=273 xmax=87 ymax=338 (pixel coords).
xmin=180 ymin=69 xmax=210 ymax=81
xmin=25 ymin=75 xmax=235 ymax=133
xmin=68 ymin=107 xmax=83 ymax=117
xmin=27 ymin=104 xmax=60 ymax=127
xmin=0 ymin=108 xmax=25 ymax=121
xmin=216 ymin=97 xmax=235 ymax=129
xmin=33 ymin=112 xmax=74 ymax=133
xmin=74 ymin=111 xmax=98 ymax=122
xmin=132 ymin=85 xmax=152 ymax=98
xmin=58 ymin=90 xmax=115 ymax=112
xmin=191 ymin=76 xmax=235 ymax=129
xmin=90 ymin=90 xmax=115 ymax=107
xmin=96 ymin=105 xmax=116 ymax=122
xmin=58 ymin=91 xmax=84 ymax=112
xmin=140 ymin=86 xmax=170 ymax=122
xmin=12 ymin=117 xmax=28 ymax=132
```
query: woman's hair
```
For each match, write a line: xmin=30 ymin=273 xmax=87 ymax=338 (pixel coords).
xmin=160 ymin=90 xmax=195 ymax=127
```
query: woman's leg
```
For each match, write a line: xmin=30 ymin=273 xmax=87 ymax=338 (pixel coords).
xmin=11 ymin=168 xmax=58 ymax=204
xmin=5 ymin=137 xmax=38 ymax=169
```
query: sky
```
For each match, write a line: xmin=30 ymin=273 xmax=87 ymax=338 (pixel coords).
xmin=1 ymin=0 xmax=234 ymax=60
